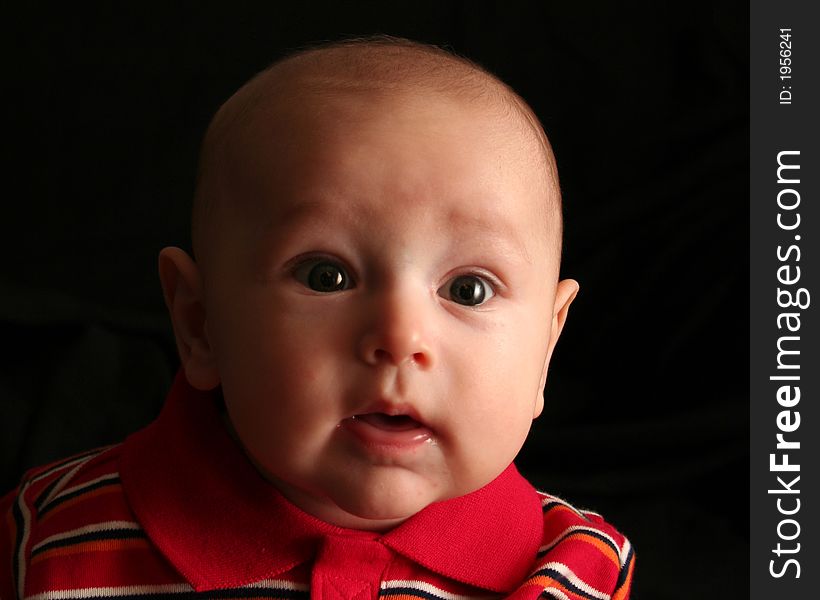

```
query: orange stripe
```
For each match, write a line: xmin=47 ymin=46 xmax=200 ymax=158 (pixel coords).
xmin=571 ymin=532 xmax=621 ymax=569
xmin=527 ymin=574 xmax=579 ymax=599
xmin=30 ymin=537 xmax=149 ymax=566
xmin=38 ymin=484 xmax=121 ymax=524
xmin=612 ymin=556 xmax=635 ymax=600
xmin=546 ymin=504 xmax=579 ymax=517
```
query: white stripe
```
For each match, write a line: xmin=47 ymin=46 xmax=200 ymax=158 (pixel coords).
xmin=540 ymin=495 xmax=585 ymax=519
xmin=38 ymin=453 xmax=106 ymax=510
xmin=540 ymin=495 xmax=603 ymax=524
xmin=30 ymin=521 xmax=141 ymax=554
xmin=30 ymin=447 xmax=112 ymax=484
xmin=23 ymin=580 xmax=309 ymax=600
xmin=540 ymin=590 xmax=571 ymax=600
xmin=535 ymin=562 xmax=610 ymax=600
xmin=17 ymin=449 xmax=113 ymax=599
xmin=243 ymin=579 xmax=309 ymax=592
xmin=16 ymin=482 xmax=33 ymax=600
xmin=619 ymin=537 xmax=632 ymax=566
xmin=538 ymin=525 xmax=620 ymax=556
xmin=47 ymin=472 xmax=120 ymax=504
xmin=381 ymin=580 xmax=493 ymax=600
xmin=25 ymin=583 xmax=192 ymax=600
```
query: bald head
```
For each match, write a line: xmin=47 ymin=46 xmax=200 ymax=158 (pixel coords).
xmin=192 ymin=36 xmax=561 ymax=267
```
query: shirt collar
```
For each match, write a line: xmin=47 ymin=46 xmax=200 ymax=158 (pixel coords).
xmin=121 ymin=371 xmax=543 ymax=593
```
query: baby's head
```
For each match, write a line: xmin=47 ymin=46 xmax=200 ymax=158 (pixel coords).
xmin=159 ymin=37 xmax=578 ymax=530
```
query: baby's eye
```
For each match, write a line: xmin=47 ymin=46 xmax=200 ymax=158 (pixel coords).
xmin=294 ymin=260 xmax=353 ymax=293
xmin=438 ymin=274 xmax=495 ymax=307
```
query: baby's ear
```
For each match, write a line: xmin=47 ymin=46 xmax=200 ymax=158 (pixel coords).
xmin=550 ymin=279 xmax=579 ymax=344
xmin=534 ymin=279 xmax=579 ymax=418
xmin=158 ymin=247 xmax=221 ymax=390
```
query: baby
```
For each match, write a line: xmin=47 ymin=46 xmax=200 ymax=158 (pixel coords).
xmin=1 ymin=37 xmax=633 ymax=599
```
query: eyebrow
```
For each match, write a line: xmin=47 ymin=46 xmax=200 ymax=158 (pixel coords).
xmin=264 ymin=197 xmax=533 ymax=263
xmin=444 ymin=207 xmax=532 ymax=264
xmin=267 ymin=198 xmax=363 ymax=234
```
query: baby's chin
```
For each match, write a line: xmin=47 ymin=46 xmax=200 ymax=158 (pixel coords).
xmin=338 ymin=489 xmax=434 ymax=527
xmin=269 ymin=464 xmax=467 ymax=531
xmin=319 ymin=465 xmax=500 ymax=531
xmin=317 ymin=467 xmax=445 ymax=530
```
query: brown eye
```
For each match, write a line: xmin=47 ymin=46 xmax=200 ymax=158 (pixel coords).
xmin=295 ymin=260 xmax=352 ymax=293
xmin=439 ymin=275 xmax=495 ymax=306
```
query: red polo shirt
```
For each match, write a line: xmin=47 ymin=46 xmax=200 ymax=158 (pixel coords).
xmin=1 ymin=371 xmax=634 ymax=599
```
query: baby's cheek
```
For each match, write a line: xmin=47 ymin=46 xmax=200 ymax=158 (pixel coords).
xmin=441 ymin=411 xmax=521 ymax=492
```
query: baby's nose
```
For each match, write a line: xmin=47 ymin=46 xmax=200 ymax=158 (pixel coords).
xmin=356 ymin=289 xmax=434 ymax=369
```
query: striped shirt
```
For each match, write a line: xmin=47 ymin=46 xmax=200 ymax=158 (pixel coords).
xmin=1 ymin=373 xmax=634 ymax=600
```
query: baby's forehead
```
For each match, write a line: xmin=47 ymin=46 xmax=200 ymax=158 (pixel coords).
xmin=193 ymin=40 xmax=561 ymax=264
xmin=237 ymin=96 xmax=546 ymax=225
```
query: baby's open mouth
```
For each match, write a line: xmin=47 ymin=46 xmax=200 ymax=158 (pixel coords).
xmin=352 ymin=413 xmax=423 ymax=432
xmin=342 ymin=408 xmax=432 ymax=449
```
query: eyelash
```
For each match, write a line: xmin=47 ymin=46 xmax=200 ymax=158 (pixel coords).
xmin=438 ymin=272 xmax=497 ymax=307
xmin=291 ymin=256 xmax=356 ymax=293
xmin=289 ymin=255 xmax=499 ymax=307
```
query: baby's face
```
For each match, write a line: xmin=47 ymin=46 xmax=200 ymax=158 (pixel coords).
xmin=199 ymin=89 xmax=569 ymax=529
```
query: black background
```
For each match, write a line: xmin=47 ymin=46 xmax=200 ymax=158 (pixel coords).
xmin=2 ymin=2 xmax=749 ymax=597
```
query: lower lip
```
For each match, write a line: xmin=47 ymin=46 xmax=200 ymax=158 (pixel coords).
xmin=341 ymin=415 xmax=433 ymax=450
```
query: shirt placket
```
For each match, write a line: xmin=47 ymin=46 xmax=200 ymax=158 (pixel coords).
xmin=310 ymin=534 xmax=393 ymax=600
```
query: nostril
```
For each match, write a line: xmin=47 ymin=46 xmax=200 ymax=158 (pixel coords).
xmin=412 ymin=352 xmax=428 ymax=366
xmin=370 ymin=348 xmax=429 ymax=367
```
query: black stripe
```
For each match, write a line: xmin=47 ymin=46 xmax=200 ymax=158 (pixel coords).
xmin=380 ymin=587 xmax=452 ymax=600
xmin=34 ymin=476 xmax=63 ymax=513
xmin=33 ymin=449 xmax=109 ymax=511
xmin=38 ymin=476 xmax=121 ymax=517
xmin=541 ymin=501 xmax=579 ymax=518
xmin=31 ymin=448 xmax=106 ymax=484
xmin=538 ymin=527 xmax=621 ymax=560
xmin=541 ymin=501 xmax=559 ymax=513
xmin=541 ymin=501 xmax=595 ymax=525
xmin=532 ymin=567 xmax=602 ymax=600
xmin=30 ymin=527 xmax=146 ymax=557
xmin=614 ymin=543 xmax=634 ymax=590
xmin=572 ymin=528 xmax=620 ymax=558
